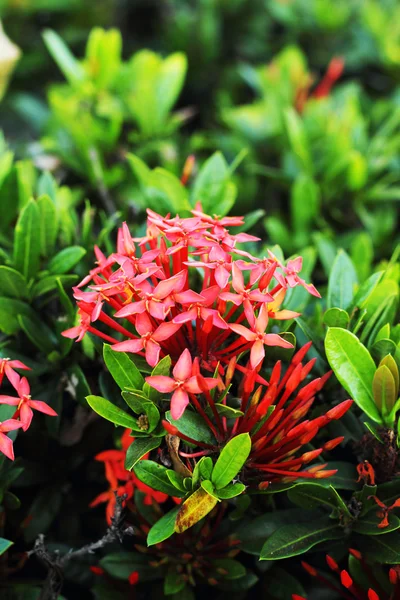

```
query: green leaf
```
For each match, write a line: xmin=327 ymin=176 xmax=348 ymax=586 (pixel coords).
xmin=100 ymin=552 xmax=157 ymax=582
xmin=211 ymin=433 xmax=251 ymax=490
xmin=31 ymin=274 xmax=77 ymax=299
xmin=147 ymin=506 xmax=180 ymax=546
xmin=165 ymin=410 xmax=217 ymax=445
xmin=43 ymin=29 xmax=86 ymax=85
xmin=86 ymin=395 xmax=139 ymax=429
xmin=143 ymin=355 xmax=171 ymax=400
xmin=191 ymin=152 xmax=236 ymax=216
xmin=236 ymin=508 xmax=314 ymax=556
xmin=18 ymin=315 xmax=58 ymax=353
xmin=0 ymin=538 xmax=13 ymax=556
xmin=361 ymin=531 xmax=400 ymax=563
xmin=217 ymin=483 xmax=246 ymax=499
xmin=48 ymin=246 xmax=86 ymax=274
xmin=323 ymin=307 xmax=350 ymax=329
xmin=125 ymin=437 xmax=161 ymax=471
xmin=164 ymin=566 xmax=186 ymax=595
xmin=175 ymin=487 xmax=218 ymax=533
xmin=288 ymin=482 xmax=344 ymax=510
xmin=13 ymin=199 xmax=41 ymax=281
xmin=211 ymin=559 xmax=246 ymax=580
xmin=327 ymin=250 xmax=358 ymax=310
xmin=201 ymin=479 xmax=220 ymax=500
xmin=0 ymin=298 xmax=39 ymax=335
xmin=122 ymin=390 xmax=160 ymax=432
xmin=260 ymin=516 xmax=342 ymax=560
xmin=103 ymin=344 xmax=144 ymax=390
xmin=353 ymin=513 xmax=400 ymax=535
xmin=0 ymin=266 xmax=29 ymax=299
xmin=325 ymin=328 xmax=381 ymax=423
xmin=37 ymin=194 xmax=58 ymax=257
xmin=372 ymin=365 xmax=397 ymax=425
xmin=134 ymin=460 xmax=185 ymax=497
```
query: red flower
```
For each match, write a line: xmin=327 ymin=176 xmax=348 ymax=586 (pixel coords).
xmin=128 ymin=571 xmax=139 ymax=585
xmin=0 ymin=377 xmax=58 ymax=432
xmin=229 ymin=304 xmax=293 ymax=369
xmin=146 ymin=348 xmax=218 ymax=419
xmin=62 ymin=207 xmax=319 ymax=392
xmin=370 ymin=496 xmax=400 ymax=529
xmin=91 ymin=430 xmax=170 ymax=523
xmin=164 ymin=343 xmax=352 ymax=485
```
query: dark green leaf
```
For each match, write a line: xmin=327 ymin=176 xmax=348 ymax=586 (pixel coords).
xmin=125 ymin=437 xmax=161 ymax=471
xmin=260 ymin=516 xmax=343 ymax=560
xmin=103 ymin=344 xmax=144 ymax=390
xmin=147 ymin=506 xmax=180 ymax=546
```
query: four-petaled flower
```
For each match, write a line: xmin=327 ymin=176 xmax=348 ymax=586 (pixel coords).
xmin=0 ymin=376 xmax=58 ymax=432
xmin=230 ymin=304 xmax=293 ymax=368
xmin=112 ymin=313 xmax=182 ymax=367
xmin=146 ymin=349 xmax=219 ymax=419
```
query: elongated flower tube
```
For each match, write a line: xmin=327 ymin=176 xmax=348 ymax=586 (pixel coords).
xmin=161 ymin=342 xmax=352 ymax=486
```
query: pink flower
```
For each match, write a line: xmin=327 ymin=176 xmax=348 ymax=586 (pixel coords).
xmin=0 ymin=419 xmax=24 ymax=460
xmin=0 ymin=377 xmax=58 ymax=431
xmin=112 ymin=313 xmax=182 ymax=367
xmin=0 ymin=358 xmax=30 ymax=390
xmin=146 ymin=349 xmax=218 ymax=419
xmin=230 ymin=304 xmax=293 ymax=368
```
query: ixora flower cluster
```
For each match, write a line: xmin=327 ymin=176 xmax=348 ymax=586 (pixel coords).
xmin=0 ymin=358 xmax=57 ymax=460
xmin=63 ymin=207 xmax=352 ymax=535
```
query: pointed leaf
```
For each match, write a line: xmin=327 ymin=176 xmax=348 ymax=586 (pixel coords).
xmin=86 ymin=395 xmax=139 ymax=429
xmin=103 ymin=344 xmax=144 ymax=390
xmin=211 ymin=433 xmax=251 ymax=490
xmin=125 ymin=437 xmax=161 ymax=471
xmin=175 ymin=487 xmax=218 ymax=533
xmin=260 ymin=516 xmax=342 ymax=560
xmin=147 ymin=506 xmax=180 ymax=546
xmin=325 ymin=328 xmax=381 ymax=423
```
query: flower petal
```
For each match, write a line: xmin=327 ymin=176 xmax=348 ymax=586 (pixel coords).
xmin=0 ymin=432 xmax=15 ymax=460
xmin=112 ymin=339 xmax=144 ymax=354
xmin=145 ymin=376 xmax=176 ymax=393
xmin=173 ymin=349 xmax=192 ymax=381
xmin=170 ymin=388 xmax=190 ymax=420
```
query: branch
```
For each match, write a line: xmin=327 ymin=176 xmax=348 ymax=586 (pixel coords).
xmin=28 ymin=492 xmax=134 ymax=600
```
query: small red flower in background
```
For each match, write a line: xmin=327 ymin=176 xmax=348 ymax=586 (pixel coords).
xmin=91 ymin=429 xmax=170 ymax=524
xmin=298 ymin=551 xmax=400 ymax=600
xmin=128 ymin=571 xmax=139 ymax=585
xmin=295 ymin=56 xmax=345 ymax=112
xmin=370 ymin=496 xmax=400 ymax=529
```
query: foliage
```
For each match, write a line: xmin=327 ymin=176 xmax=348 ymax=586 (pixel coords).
xmin=0 ymin=3 xmax=399 ymax=600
